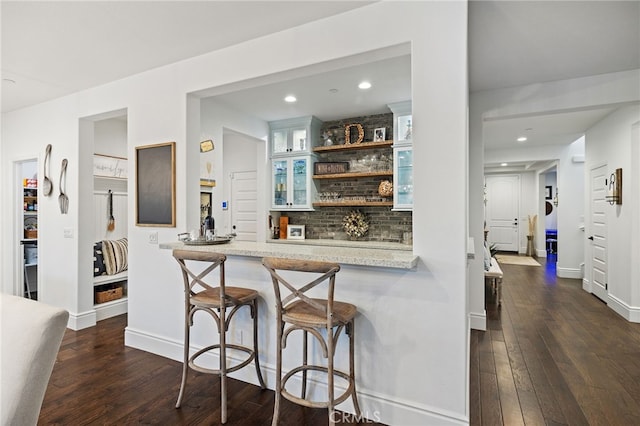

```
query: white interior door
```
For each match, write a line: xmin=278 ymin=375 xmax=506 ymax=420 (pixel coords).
xmin=590 ymin=164 xmax=608 ymax=302
xmin=486 ymin=175 xmax=520 ymax=252
xmin=230 ymin=171 xmax=257 ymax=241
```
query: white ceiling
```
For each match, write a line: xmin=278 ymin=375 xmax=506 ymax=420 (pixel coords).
xmin=471 ymin=0 xmax=640 ymax=171
xmin=2 ymin=1 xmax=639 ymax=164
xmin=1 ymin=1 xmax=372 ymax=112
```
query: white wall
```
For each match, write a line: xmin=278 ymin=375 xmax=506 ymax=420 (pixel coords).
xmin=469 ymin=69 xmax=640 ymax=330
xmin=200 ymin=98 xmax=269 ymax=238
xmin=221 ymin=130 xmax=264 ymax=240
xmin=94 ymin=118 xmax=127 ymax=158
xmin=94 ymin=116 xmax=128 ymax=242
xmin=556 ymin=137 xmax=585 ymax=278
xmin=1 ymin=3 xmax=470 ymax=424
xmin=585 ymin=105 xmax=640 ymax=321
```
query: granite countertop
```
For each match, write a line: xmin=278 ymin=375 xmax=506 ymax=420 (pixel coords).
xmin=159 ymin=240 xmax=418 ymax=270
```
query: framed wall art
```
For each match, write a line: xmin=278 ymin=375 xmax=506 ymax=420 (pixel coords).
xmin=93 ymin=154 xmax=128 ymax=179
xmin=135 ymin=141 xmax=176 ymax=227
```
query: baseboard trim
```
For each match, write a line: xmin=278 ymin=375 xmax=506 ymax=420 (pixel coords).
xmin=607 ymin=295 xmax=640 ymax=323
xmin=557 ymin=267 xmax=582 ymax=279
xmin=124 ymin=327 xmax=468 ymax=425
xmin=95 ymin=298 xmax=127 ymax=321
xmin=469 ymin=311 xmax=486 ymax=331
xmin=582 ymin=278 xmax=592 ymax=292
xmin=68 ymin=309 xmax=96 ymax=330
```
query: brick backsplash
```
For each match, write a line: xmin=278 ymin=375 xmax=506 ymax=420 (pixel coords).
xmin=284 ymin=208 xmax=412 ymax=243
xmin=319 ymin=113 xmax=394 ymax=146
xmin=272 ymin=112 xmax=412 ymax=244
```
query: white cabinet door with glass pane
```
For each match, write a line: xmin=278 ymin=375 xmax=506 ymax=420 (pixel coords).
xmin=271 ymin=127 xmax=308 ymax=155
xmin=269 ymin=116 xmax=322 ymax=156
xmin=271 ymin=157 xmax=314 ymax=210
xmin=394 ymin=147 xmax=413 ymax=210
xmin=388 ymin=101 xmax=413 ymax=210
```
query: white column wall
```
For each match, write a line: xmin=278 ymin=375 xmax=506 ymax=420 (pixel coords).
xmin=556 ymin=137 xmax=585 ymax=278
xmin=585 ymin=105 xmax=640 ymax=320
xmin=1 ymin=2 xmax=470 ymax=425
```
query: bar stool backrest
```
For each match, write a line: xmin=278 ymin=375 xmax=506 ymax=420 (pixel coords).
xmin=172 ymin=249 xmax=231 ymax=303
xmin=262 ymin=257 xmax=341 ymax=323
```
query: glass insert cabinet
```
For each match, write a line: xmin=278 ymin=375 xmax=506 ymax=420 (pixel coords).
xmin=269 ymin=116 xmax=322 ymax=156
xmin=394 ymin=147 xmax=413 ymax=209
xmin=269 ymin=116 xmax=321 ymax=211
xmin=271 ymin=157 xmax=313 ymax=210
xmin=388 ymin=100 xmax=413 ymax=211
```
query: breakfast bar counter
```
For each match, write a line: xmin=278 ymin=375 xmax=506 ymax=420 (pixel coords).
xmin=159 ymin=240 xmax=418 ymax=270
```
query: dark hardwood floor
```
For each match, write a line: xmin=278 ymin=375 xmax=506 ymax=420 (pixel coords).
xmin=39 ymin=255 xmax=640 ymax=425
xmin=471 ymin=254 xmax=640 ymax=425
xmin=38 ymin=315 xmax=382 ymax=425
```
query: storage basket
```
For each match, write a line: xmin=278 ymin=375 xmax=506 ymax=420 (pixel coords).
xmin=95 ymin=285 xmax=123 ymax=304
xmin=24 ymin=229 xmax=38 ymax=239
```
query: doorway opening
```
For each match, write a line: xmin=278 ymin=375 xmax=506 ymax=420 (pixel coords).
xmin=16 ymin=158 xmax=39 ymax=299
xmin=544 ymin=168 xmax=558 ymax=263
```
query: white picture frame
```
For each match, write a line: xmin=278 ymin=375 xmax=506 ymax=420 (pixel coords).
xmin=287 ymin=225 xmax=305 ymax=240
xmin=373 ymin=127 xmax=386 ymax=142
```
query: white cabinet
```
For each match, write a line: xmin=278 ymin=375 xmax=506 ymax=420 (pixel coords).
xmin=272 ymin=156 xmax=315 ymax=210
xmin=388 ymin=101 xmax=413 ymax=210
xmin=393 ymin=146 xmax=413 ymax=209
xmin=269 ymin=116 xmax=321 ymax=210
xmin=270 ymin=116 xmax=322 ymax=156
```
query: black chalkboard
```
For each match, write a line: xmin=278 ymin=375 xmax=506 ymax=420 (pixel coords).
xmin=135 ymin=142 xmax=176 ymax=227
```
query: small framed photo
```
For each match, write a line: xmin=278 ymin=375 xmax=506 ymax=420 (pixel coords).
xmin=545 ymin=186 xmax=552 ymax=200
xmin=287 ymin=225 xmax=305 ymax=240
xmin=373 ymin=127 xmax=386 ymax=142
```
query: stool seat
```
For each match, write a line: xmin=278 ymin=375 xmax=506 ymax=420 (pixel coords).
xmin=192 ymin=286 xmax=259 ymax=308
xmin=283 ymin=298 xmax=357 ymax=328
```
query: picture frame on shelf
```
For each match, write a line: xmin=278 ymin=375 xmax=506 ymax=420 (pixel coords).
xmin=374 ymin=127 xmax=386 ymax=142
xmin=287 ymin=225 xmax=305 ymax=240
xmin=545 ymin=186 xmax=552 ymax=200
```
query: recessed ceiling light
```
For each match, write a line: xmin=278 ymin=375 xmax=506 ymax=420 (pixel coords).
xmin=284 ymin=95 xmax=297 ymax=103
xmin=517 ymin=136 xmax=527 ymax=142
xmin=358 ymin=81 xmax=372 ymax=90
xmin=501 ymin=163 xmax=508 ymax=167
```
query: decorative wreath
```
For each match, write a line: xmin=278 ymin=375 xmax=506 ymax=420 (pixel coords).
xmin=343 ymin=210 xmax=369 ymax=239
xmin=378 ymin=180 xmax=393 ymax=197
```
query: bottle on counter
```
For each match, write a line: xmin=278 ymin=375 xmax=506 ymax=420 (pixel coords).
xmin=202 ymin=206 xmax=215 ymax=237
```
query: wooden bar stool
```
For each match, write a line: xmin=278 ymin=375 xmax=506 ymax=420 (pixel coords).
xmin=173 ymin=249 xmax=266 ymax=424
xmin=262 ymin=257 xmax=361 ymax=426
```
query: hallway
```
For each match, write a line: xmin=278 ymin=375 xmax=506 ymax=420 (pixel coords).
xmin=470 ymin=256 xmax=640 ymax=425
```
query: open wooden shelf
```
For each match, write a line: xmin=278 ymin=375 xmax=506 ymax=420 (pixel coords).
xmin=313 ymin=140 xmax=393 ymax=153
xmin=312 ymin=201 xmax=393 ymax=207
xmin=313 ymin=170 xmax=392 ymax=179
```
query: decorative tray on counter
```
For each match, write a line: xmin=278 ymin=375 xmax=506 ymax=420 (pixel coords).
xmin=182 ymin=237 xmax=233 ymax=246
